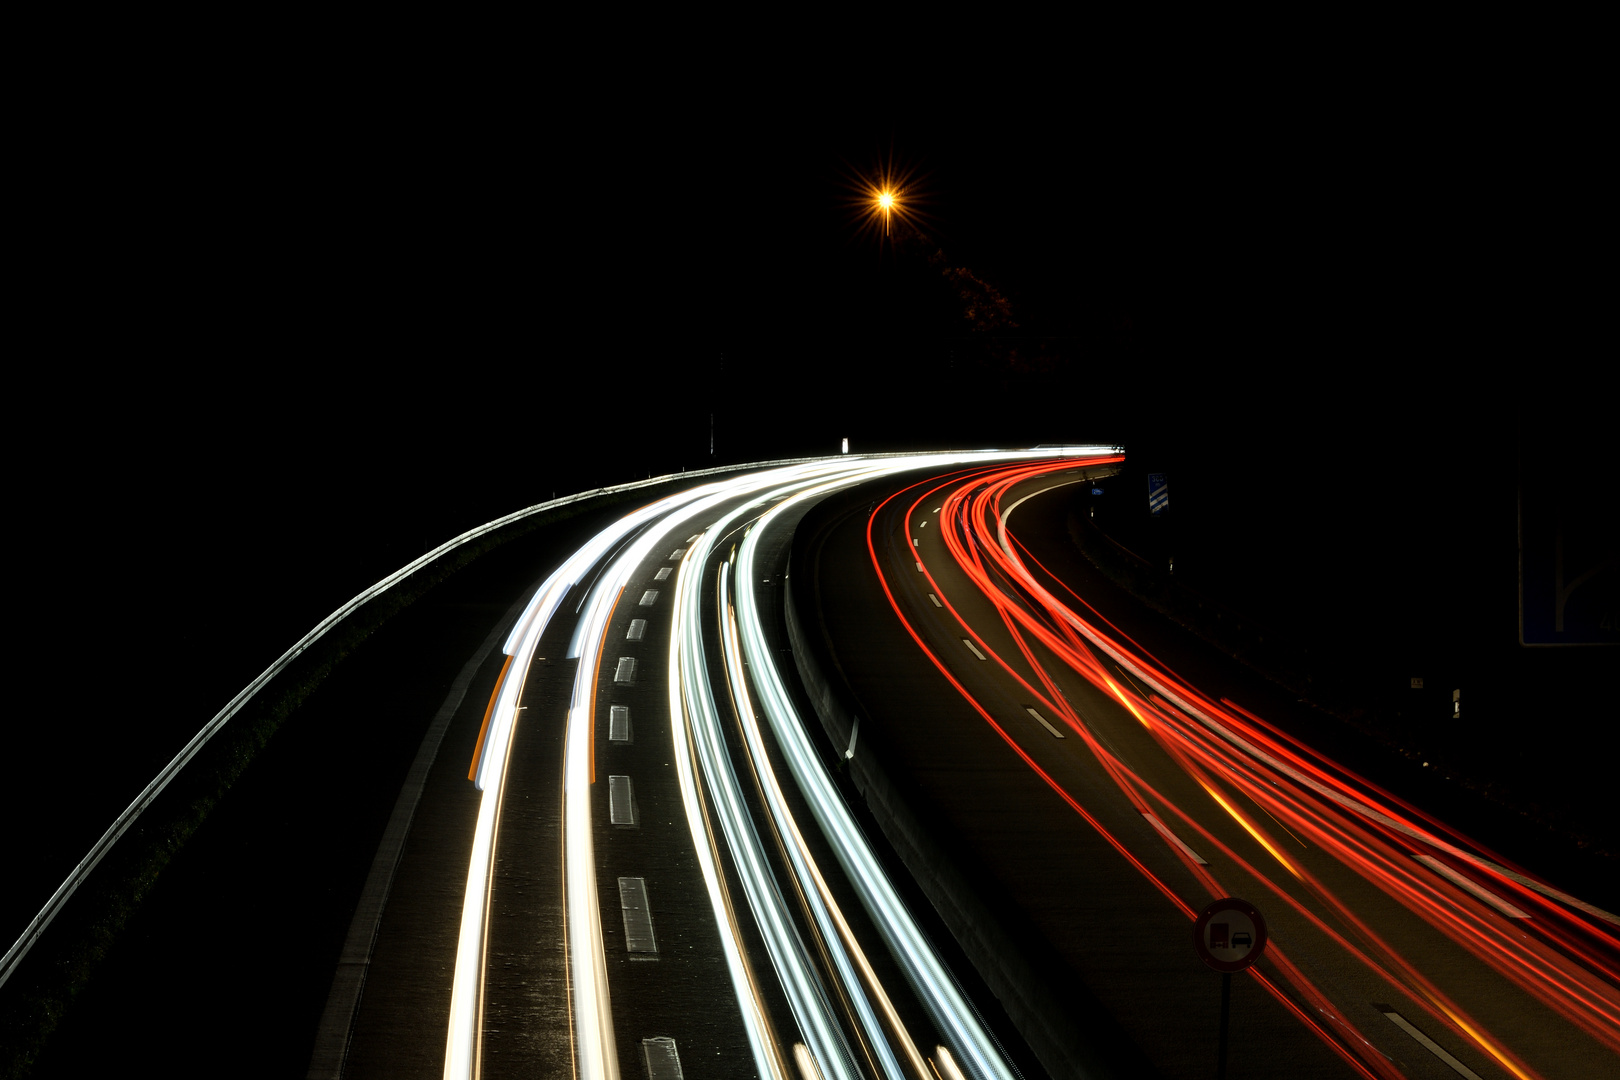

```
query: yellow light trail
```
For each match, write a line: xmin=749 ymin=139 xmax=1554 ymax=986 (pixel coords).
xmin=1196 ymin=777 xmax=1304 ymax=882
xmin=1100 ymin=671 xmax=1153 ymax=730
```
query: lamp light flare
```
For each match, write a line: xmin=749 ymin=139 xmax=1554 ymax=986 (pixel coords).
xmin=845 ymin=153 xmax=927 ymax=249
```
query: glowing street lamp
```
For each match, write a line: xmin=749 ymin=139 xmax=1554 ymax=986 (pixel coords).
xmin=845 ymin=157 xmax=925 ymax=248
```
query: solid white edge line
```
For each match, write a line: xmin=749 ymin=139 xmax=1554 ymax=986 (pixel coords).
xmin=996 ymin=477 xmax=1092 ymax=554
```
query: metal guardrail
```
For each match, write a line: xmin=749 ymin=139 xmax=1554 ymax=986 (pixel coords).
xmin=0 ymin=452 xmax=868 ymax=990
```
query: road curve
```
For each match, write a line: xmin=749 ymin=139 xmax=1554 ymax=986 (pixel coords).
xmin=798 ymin=457 xmax=1619 ymax=1079
xmin=345 ymin=448 xmax=1117 ymax=1080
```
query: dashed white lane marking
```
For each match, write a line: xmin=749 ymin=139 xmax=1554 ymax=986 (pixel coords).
xmin=609 ymin=706 xmax=630 ymax=742
xmin=609 ymin=775 xmax=635 ymax=825
xmin=1489 ymin=865 xmax=1617 ymax=925
xmin=913 ymin=538 xmax=919 ymax=547
xmin=1024 ymin=707 xmax=1065 ymax=739
xmin=614 ymin=657 xmax=637 ymax=684
xmin=962 ymin=638 xmax=987 ymax=661
xmin=644 ymin=1037 xmax=683 ymax=1079
xmin=654 ymin=566 xmax=672 ymax=581
xmin=1143 ymin=812 xmax=1207 ymax=864
xmin=1416 ymin=856 xmax=1530 ymax=919
xmin=618 ymin=877 xmax=658 ymax=955
xmin=915 ymin=561 xmax=923 ymax=572
xmin=1378 ymin=1008 xmax=1484 ymax=1079
xmin=627 ymin=619 xmax=647 ymax=641
xmin=929 ymin=593 xmax=942 ymax=607
xmin=639 ymin=589 xmax=660 ymax=606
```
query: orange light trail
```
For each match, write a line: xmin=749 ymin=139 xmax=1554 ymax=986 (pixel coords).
xmin=466 ymin=653 xmax=514 ymax=782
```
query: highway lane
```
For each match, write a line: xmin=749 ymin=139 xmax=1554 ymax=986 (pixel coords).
xmin=23 ymin=447 xmax=1603 ymax=1080
xmin=398 ymin=450 xmax=1115 ymax=1080
xmin=13 ymin=490 xmax=672 ymax=1080
xmin=803 ymin=458 xmax=1620 ymax=1079
xmin=10 ymin=453 xmax=1096 ymax=1080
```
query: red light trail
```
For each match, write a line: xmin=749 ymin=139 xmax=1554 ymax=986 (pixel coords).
xmin=866 ymin=456 xmax=1620 ymax=1079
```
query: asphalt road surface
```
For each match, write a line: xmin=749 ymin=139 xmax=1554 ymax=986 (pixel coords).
xmin=340 ymin=451 xmax=1086 ymax=1080
xmin=798 ymin=457 xmax=1619 ymax=1080
xmin=14 ymin=450 xmax=1614 ymax=1080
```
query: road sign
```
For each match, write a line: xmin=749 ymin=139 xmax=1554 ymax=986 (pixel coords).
xmin=1149 ymin=473 xmax=1169 ymax=516
xmin=1194 ymin=897 xmax=1268 ymax=972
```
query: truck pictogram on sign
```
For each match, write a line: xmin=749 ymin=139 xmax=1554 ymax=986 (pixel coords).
xmin=1193 ymin=898 xmax=1268 ymax=973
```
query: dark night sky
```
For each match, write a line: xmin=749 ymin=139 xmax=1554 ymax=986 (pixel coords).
xmin=10 ymin=57 xmax=1613 ymax=945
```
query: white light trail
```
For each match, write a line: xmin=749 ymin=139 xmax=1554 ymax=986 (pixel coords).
xmin=669 ymin=451 xmax=1094 ymax=1078
xmin=445 ymin=448 xmax=1115 ymax=1080
xmin=559 ymin=478 xmax=802 ymax=1080
xmin=554 ymin=463 xmax=884 ymax=1080
xmin=668 ymin=539 xmax=794 ymax=1080
xmin=673 ymin=475 xmax=871 ymax=1080
xmin=736 ymin=478 xmax=1020 ymax=1080
xmin=449 ymin=486 xmax=725 ymax=1080
xmin=721 ymin=566 xmax=932 ymax=1080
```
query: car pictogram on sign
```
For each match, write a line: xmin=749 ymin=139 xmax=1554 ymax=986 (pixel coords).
xmin=1193 ymin=898 xmax=1268 ymax=973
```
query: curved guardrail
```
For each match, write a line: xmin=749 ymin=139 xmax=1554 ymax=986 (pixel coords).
xmin=0 ymin=453 xmax=859 ymax=990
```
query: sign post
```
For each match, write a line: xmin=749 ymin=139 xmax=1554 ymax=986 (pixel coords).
xmin=1194 ymin=897 xmax=1268 ymax=1080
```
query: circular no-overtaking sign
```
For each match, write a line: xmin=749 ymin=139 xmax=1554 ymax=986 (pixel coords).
xmin=1194 ymin=897 xmax=1268 ymax=972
